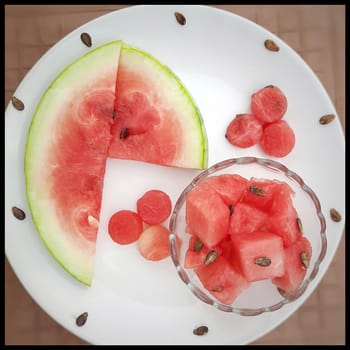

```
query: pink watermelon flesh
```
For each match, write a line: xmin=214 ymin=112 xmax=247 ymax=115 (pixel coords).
xmin=225 ymin=113 xmax=263 ymax=148
xmin=49 ymin=91 xmax=115 ymax=243
xmin=231 ymin=231 xmax=285 ymax=282
xmin=185 ymin=184 xmax=230 ymax=248
xmin=184 ymin=235 xmax=210 ymax=269
xmin=272 ymin=236 xmax=312 ymax=293
xmin=266 ymin=189 xmax=301 ymax=247
xmin=241 ymin=178 xmax=292 ymax=212
xmin=229 ymin=202 xmax=269 ymax=236
xmin=251 ymin=85 xmax=288 ymax=124
xmin=183 ymin=173 xmax=311 ymax=305
xmin=202 ymin=174 xmax=248 ymax=206
xmin=107 ymin=45 xmax=207 ymax=169
xmin=260 ymin=120 xmax=295 ymax=158
xmin=195 ymin=255 xmax=250 ymax=305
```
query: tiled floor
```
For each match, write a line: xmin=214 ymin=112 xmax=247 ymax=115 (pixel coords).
xmin=5 ymin=5 xmax=345 ymax=345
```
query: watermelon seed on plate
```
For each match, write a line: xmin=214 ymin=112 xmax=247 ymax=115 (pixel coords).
xmin=300 ymin=252 xmax=310 ymax=269
xmin=264 ymin=39 xmax=280 ymax=52
xmin=193 ymin=238 xmax=204 ymax=252
xmin=254 ymin=257 xmax=271 ymax=267
xmin=296 ymin=218 xmax=304 ymax=235
xmin=193 ymin=326 xmax=208 ymax=336
xmin=330 ymin=208 xmax=342 ymax=222
xmin=249 ymin=186 xmax=265 ymax=196
xmin=119 ymin=127 xmax=130 ymax=140
xmin=12 ymin=206 xmax=25 ymax=220
xmin=319 ymin=114 xmax=335 ymax=125
xmin=80 ymin=32 xmax=92 ymax=47
xmin=229 ymin=204 xmax=234 ymax=216
xmin=174 ymin=12 xmax=186 ymax=25
xmin=204 ymin=250 xmax=218 ymax=265
xmin=75 ymin=312 xmax=88 ymax=327
xmin=11 ymin=96 xmax=25 ymax=111
xmin=264 ymin=85 xmax=275 ymax=89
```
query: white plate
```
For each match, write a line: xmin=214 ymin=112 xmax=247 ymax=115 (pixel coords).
xmin=5 ymin=5 xmax=345 ymax=345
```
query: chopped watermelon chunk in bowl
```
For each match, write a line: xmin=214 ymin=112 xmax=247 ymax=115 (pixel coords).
xmin=169 ymin=157 xmax=327 ymax=316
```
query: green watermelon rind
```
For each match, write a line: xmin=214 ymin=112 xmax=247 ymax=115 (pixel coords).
xmin=121 ymin=43 xmax=209 ymax=169
xmin=25 ymin=40 xmax=123 ymax=286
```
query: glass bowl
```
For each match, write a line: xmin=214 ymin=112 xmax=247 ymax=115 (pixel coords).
xmin=169 ymin=157 xmax=327 ymax=316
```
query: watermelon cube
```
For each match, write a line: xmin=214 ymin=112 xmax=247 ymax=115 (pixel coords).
xmin=202 ymin=174 xmax=248 ymax=206
xmin=184 ymin=235 xmax=210 ymax=269
xmin=267 ymin=190 xmax=301 ymax=247
xmin=272 ymin=236 xmax=312 ymax=293
xmin=195 ymin=255 xmax=250 ymax=305
xmin=229 ymin=202 xmax=269 ymax=235
xmin=241 ymin=178 xmax=294 ymax=211
xmin=231 ymin=231 xmax=285 ymax=282
xmin=186 ymin=184 xmax=230 ymax=248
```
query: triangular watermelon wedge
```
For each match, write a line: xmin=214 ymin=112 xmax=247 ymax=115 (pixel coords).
xmin=109 ymin=43 xmax=208 ymax=169
xmin=25 ymin=40 xmax=208 ymax=286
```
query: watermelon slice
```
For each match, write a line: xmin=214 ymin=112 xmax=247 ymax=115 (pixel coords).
xmin=108 ymin=43 xmax=208 ymax=169
xmin=25 ymin=40 xmax=208 ymax=286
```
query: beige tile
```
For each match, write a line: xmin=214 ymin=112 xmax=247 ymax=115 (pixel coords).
xmin=257 ymin=6 xmax=279 ymax=34
xmin=302 ymin=50 xmax=324 ymax=73
xmin=37 ymin=15 xmax=63 ymax=46
xmin=279 ymin=31 xmax=301 ymax=51
xmin=5 ymin=330 xmax=38 ymax=345
xmin=278 ymin=6 xmax=300 ymax=32
xmin=302 ymin=30 xmax=327 ymax=51
xmin=17 ymin=18 xmax=40 ymax=45
xmin=5 ymin=48 xmax=19 ymax=69
xmin=5 ymin=69 xmax=20 ymax=91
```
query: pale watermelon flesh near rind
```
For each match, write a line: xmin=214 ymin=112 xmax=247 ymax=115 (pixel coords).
xmin=25 ymin=41 xmax=123 ymax=286
xmin=109 ymin=43 xmax=208 ymax=169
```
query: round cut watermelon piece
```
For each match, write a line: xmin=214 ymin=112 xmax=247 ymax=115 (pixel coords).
xmin=260 ymin=120 xmax=295 ymax=158
xmin=251 ymin=85 xmax=288 ymax=123
xmin=225 ymin=113 xmax=263 ymax=148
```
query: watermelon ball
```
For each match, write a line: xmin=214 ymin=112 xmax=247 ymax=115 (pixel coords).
xmin=137 ymin=224 xmax=171 ymax=261
xmin=137 ymin=189 xmax=172 ymax=225
xmin=225 ymin=113 xmax=263 ymax=148
xmin=260 ymin=120 xmax=295 ymax=157
xmin=108 ymin=210 xmax=143 ymax=245
xmin=251 ymin=85 xmax=288 ymax=123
